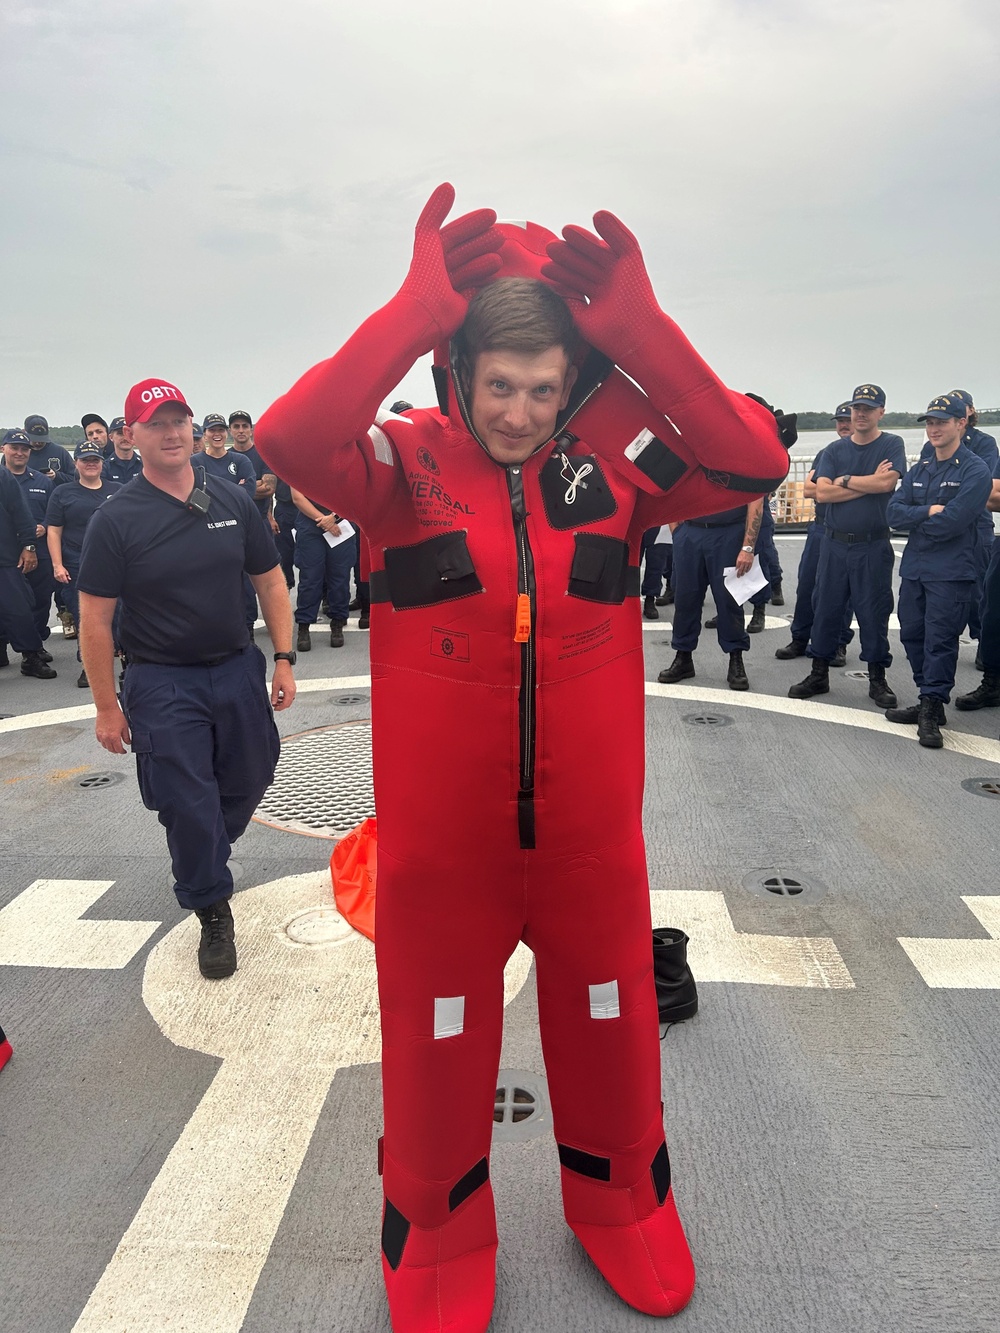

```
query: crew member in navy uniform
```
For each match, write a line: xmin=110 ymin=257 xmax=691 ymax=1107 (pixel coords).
xmin=0 ymin=460 xmax=56 ymax=679
xmin=946 ymin=389 xmax=998 ymax=654
xmin=883 ymin=393 xmax=992 ymax=745
xmin=46 ymin=441 xmax=122 ymax=687
xmin=749 ymin=495 xmax=782 ymax=621
xmin=657 ymin=496 xmax=763 ymax=690
xmin=776 ymin=402 xmax=855 ymax=663
xmin=102 ymin=416 xmax=144 ymax=484
xmin=290 ymin=489 xmax=356 ymax=649
xmin=23 ymin=415 xmax=75 ymax=487
xmin=77 ymin=378 xmax=296 ymax=981
xmin=639 ymin=526 xmax=671 ymax=619
xmin=1 ymin=429 xmax=56 ymax=658
xmin=789 ymin=383 xmax=905 ymax=707
xmin=200 ymin=414 xmax=260 ymax=635
xmin=230 ymin=410 xmax=277 ymax=633
xmin=956 ymin=452 xmax=1000 ymax=714
xmin=81 ymin=413 xmax=112 ymax=459
xmin=271 ymin=477 xmax=296 ymax=588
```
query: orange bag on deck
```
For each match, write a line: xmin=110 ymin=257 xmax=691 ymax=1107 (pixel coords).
xmin=330 ymin=816 xmax=377 ymax=941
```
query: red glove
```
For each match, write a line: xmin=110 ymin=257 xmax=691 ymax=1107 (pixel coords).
xmin=398 ymin=183 xmax=505 ymax=348
xmin=541 ymin=211 xmax=661 ymax=364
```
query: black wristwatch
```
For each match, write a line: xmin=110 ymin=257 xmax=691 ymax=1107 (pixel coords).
xmin=273 ymin=651 xmax=297 ymax=666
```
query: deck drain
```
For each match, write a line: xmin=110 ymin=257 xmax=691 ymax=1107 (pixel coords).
xmin=743 ymin=870 xmax=825 ymax=903
xmin=493 ymin=1069 xmax=550 ymax=1143
xmin=961 ymin=778 xmax=1000 ymax=800
xmin=682 ymin=712 xmax=733 ymax=727
xmin=334 ymin=695 xmax=366 ymax=706
xmin=280 ymin=905 xmax=357 ymax=948
xmin=253 ymin=721 xmax=374 ymax=839
xmin=77 ymin=771 xmax=126 ymax=789
xmin=844 ymin=670 xmax=869 ymax=681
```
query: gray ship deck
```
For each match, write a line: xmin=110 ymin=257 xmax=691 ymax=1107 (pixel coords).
xmin=2 ymin=532 xmax=999 ymax=1333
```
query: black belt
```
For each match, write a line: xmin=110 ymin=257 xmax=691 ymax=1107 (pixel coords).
xmin=685 ymin=519 xmax=743 ymax=530
xmin=826 ymin=526 xmax=890 ymax=544
xmin=125 ymin=649 xmax=242 ymax=668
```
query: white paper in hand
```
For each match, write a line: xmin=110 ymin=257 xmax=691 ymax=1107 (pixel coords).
xmin=723 ymin=555 xmax=769 ymax=606
xmin=323 ymin=519 xmax=356 ymax=549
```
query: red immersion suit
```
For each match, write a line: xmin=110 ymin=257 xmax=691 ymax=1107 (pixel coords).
xmin=258 ymin=187 xmax=789 ymax=1333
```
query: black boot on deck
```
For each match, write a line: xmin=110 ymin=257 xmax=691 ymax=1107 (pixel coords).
xmin=775 ymin=639 xmax=807 ymax=660
xmin=955 ymin=672 xmax=1000 ymax=711
xmin=643 ymin=596 xmax=659 ymax=620
xmin=867 ymin=664 xmax=897 ymax=710
xmin=195 ymin=898 xmax=237 ymax=979
xmin=652 ymin=928 xmax=698 ymax=1024
xmin=917 ymin=697 xmax=945 ymax=749
xmin=727 ymin=651 xmax=749 ymax=691
xmin=789 ymin=659 xmax=829 ymax=699
xmin=771 ymin=582 xmax=784 ymax=606
xmin=748 ymin=605 xmax=766 ymax=634
xmin=658 ymin=651 xmax=694 ymax=684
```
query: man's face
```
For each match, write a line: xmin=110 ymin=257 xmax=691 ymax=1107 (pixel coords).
xmin=469 ymin=346 xmax=577 ymax=465
xmin=2 ymin=442 xmax=31 ymax=473
xmin=836 ymin=419 xmax=852 ymax=437
xmin=851 ymin=403 xmax=884 ymax=435
xmin=85 ymin=422 xmax=109 ymax=447
xmin=230 ymin=418 xmax=252 ymax=446
xmin=110 ymin=428 xmax=131 ymax=455
xmin=204 ymin=424 xmax=229 ymax=455
xmin=125 ymin=404 xmax=194 ymax=470
xmin=925 ymin=414 xmax=966 ymax=454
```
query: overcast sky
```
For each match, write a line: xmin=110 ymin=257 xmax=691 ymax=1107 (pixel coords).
xmin=2 ymin=0 xmax=999 ymax=430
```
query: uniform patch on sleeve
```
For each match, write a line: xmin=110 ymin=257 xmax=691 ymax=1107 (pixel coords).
xmin=367 ymin=424 xmax=395 ymax=466
xmin=625 ymin=430 xmax=687 ymax=492
xmin=625 ymin=428 xmax=655 ymax=462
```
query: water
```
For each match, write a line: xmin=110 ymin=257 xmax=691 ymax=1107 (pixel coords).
xmin=790 ymin=427 xmax=930 ymax=461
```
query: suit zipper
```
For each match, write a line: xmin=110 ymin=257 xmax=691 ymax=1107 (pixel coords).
xmin=507 ymin=465 xmax=536 ymax=849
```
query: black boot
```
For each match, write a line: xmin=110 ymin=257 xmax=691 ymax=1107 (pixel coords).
xmin=775 ymin=639 xmax=807 ymax=660
xmin=0 ymin=640 xmax=8 ymax=668
xmin=358 ymin=612 xmax=370 ymax=629
xmin=77 ymin=668 xmax=89 ymax=689
xmin=652 ymin=928 xmax=698 ymax=1024
xmin=727 ymin=651 xmax=749 ymax=691
xmin=770 ymin=582 xmax=784 ymax=607
xmin=830 ymin=644 xmax=847 ymax=668
xmin=748 ymin=605 xmax=766 ymax=634
xmin=917 ymin=696 xmax=944 ymax=749
xmin=658 ymin=651 xmax=695 ymax=684
xmin=296 ymin=623 xmax=312 ymax=652
xmin=643 ymin=596 xmax=659 ymax=620
xmin=20 ymin=651 xmax=57 ymax=680
xmin=789 ymin=659 xmax=829 ymax=698
xmin=195 ymin=898 xmax=237 ymax=979
xmin=867 ymin=664 xmax=897 ymax=710
xmin=37 ymin=646 xmax=53 ymax=663
xmin=329 ymin=620 xmax=345 ymax=648
xmin=975 ymin=648 xmax=984 ymax=671
xmin=885 ymin=703 xmax=920 ymax=724
xmin=655 ymin=585 xmax=674 ymax=606
xmin=955 ymin=671 xmax=1000 ymax=710
xmin=704 ymin=615 xmax=718 ymax=629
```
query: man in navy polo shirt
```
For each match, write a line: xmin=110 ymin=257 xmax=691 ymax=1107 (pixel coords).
xmin=102 ymin=416 xmax=144 ymax=485
xmin=0 ymin=458 xmax=56 ymax=678
xmin=790 ymin=383 xmax=906 ymax=707
xmin=77 ymin=379 xmax=297 ymax=981
xmin=229 ymin=411 xmax=276 ymax=520
xmin=945 ymin=389 xmax=998 ymax=653
xmin=81 ymin=413 xmax=112 ymax=459
xmin=23 ymin=415 xmax=75 ymax=487
xmin=201 ymin=414 xmax=259 ymax=636
xmin=884 ymin=393 xmax=991 ymax=746
xmin=1 ymin=428 xmax=56 ymax=657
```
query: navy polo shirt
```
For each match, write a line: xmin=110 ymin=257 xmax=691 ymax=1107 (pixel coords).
xmin=810 ymin=446 xmax=832 ymax=524
xmin=0 ymin=466 xmax=36 ymax=567
xmin=814 ymin=432 xmax=907 ymax=534
xmin=887 ymin=445 xmax=992 ymax=582
xmin=8 ymin=467 xmax=54 ymax=531
xmin=45 ymin=479 xmax=122 ymax=567
xmin=103 ymin=452 xmax=144 ymax=485
xmin=199 ymin=449 xmax=257 ymax=492
xmin=273 ymin=477 xmax=295 ymax=522
xmin=77 ymin=474 xmax=279 ymax=664
xmin=28 ymin=442 xmax=75 ymax=486
xmin=232 ymin=445 xmax=273 ymax=519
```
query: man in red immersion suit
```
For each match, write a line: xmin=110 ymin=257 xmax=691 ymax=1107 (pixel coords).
xmin=257 ymin=184 xmax=788 ymax=1333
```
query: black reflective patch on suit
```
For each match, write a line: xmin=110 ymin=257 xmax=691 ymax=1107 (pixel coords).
xmin=518 ymin=790 xmax=535 ymax=849
xmin=555 ymin=349 xmax=615 ymax=432
xmin=702 ymin=467 xmax=788 ymax=494
xmin=381 ymin=1198 xmax=410 ymax=1271
xmin=650 ymin=1142 xmax=671 ymax=1206
xmin=631 ymin=436 xmax=687 ymax=492
xmin=379 ymin=531 xmax=483 ymax=610
xmin=558 ymin=1143 xmax=612 ymax=1181
xmin=539 ymin=453 xmax=618 ymax=530
xmin=449 ymin=1157 xmax=489 ymax=1212
xmin=568 ymin=534 xmax=630 ymax=604
xmin=433 ymin=363 xmax=450 ymax=416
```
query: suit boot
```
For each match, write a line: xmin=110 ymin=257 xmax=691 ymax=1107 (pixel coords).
xmin=652 ymin=928 xmax=698 ymax=1023
xmin=658 ymin=651 xmax=694 ymax=684
xmin=727 ymin=651 xmax=749 ymax=691
xmin=867 ymin=664 xmax=897 ymax=710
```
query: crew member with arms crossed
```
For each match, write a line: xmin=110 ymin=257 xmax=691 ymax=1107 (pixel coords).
xmin=77 ymin=380 xmax=296 ymax=981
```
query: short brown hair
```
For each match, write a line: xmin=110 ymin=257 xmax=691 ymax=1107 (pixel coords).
xmin=455 ymin=278 xmax=577 ymax=387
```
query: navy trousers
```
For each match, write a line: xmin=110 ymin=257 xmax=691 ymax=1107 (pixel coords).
xmin=671 ymin=522 xmax=749 ymax=654
xmin=978 ymin=538 xmax=1000 ymax=673
xmin=809 ymin=534 xmax=894 ymax=667
xmin=750 ymin=503 xmax=780 ymax=608
xmin=639 ymin=528 xmax=672 ymax=597
xmin=121 ymin=644 xmax=280 ymax=911
xmin=0 ymin=564 xmax=43 ymax=653
xmin=898 ymin=578 xmax=972 ymax=703
xmin=789 ymin=525 xmax=855 ymax=646
xmin=295 ymin=523 xmax=355 ymax=625
xmin=966 ymin=516 xmax=994 ymax=640
xmin=24 ymin=557 xmax=55 ymax=642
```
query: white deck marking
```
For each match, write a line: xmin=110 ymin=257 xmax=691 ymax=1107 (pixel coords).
xmin=0 ymin=880 xmax=159 ymax=969
xmin=650 ymin=890 xmax=854 ymax=989
xmin=898 ymin=897 xmax=1000 ymax=988
xmin=73 ymin=871 xmax=533 ymax=1333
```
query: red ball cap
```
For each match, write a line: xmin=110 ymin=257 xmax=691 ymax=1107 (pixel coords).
xmin=124 ymin=379 xmax=194 ymax=426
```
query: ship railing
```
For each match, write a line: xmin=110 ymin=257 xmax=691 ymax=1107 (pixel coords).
xmin=774 ymin=454 xmax=922 ymax=531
